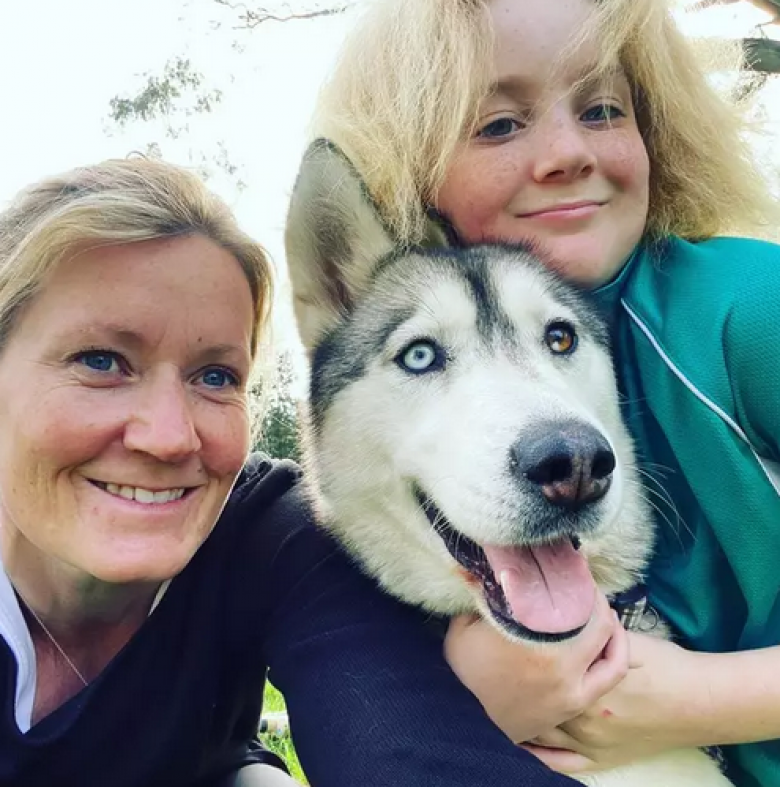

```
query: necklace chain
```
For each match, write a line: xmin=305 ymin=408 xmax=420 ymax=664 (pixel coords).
xmin=14 ymin=589 xmax=88 ymax=688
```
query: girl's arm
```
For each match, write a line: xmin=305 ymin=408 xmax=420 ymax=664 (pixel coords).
xmin=446 ymin=613 xmax=780 ymax=773
xmin=529 ymin=634 xmax=780 ymax=772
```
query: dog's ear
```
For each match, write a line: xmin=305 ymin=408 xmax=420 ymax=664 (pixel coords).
xmin=284 ymin=139 xmax=395 ymax=350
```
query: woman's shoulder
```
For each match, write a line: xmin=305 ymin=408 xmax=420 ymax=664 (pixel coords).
xmin=621 ymin=236 xmax=780 ymax=452
xmin=198 ymin=453 xmax=352 ymax=626
xmin=227 ymin=453 xmax=315 ymax=543
xmin=623 ymin=234 xmax=780 ymax=331
xmin=224 ymin=452 xmax=343 ymax=567
xmin=232 ymin=453 xmax=303 ymax=508
xmin=665 ymin=235 xmax=780 ymax=323
xmin=685 ymin=235 xmax=780 ymax=256
xmin=652 ymin=234 xmax=780 ymax=294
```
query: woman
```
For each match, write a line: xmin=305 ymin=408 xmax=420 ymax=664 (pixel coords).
xmin=0 ymin=155 xmax=586 ymax=787
xmin=309 ymin=0 xmax=780 ymax=784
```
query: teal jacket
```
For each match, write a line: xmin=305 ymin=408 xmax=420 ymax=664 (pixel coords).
xmin=594 ymin=236 xmax=780 ymax=787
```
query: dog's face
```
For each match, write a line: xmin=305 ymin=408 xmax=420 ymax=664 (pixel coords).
xmin=286 ymin=142 xmax=652 ymax=643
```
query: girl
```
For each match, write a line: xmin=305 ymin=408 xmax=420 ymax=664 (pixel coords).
xmin=309 ymin=0 xmax=780 ymax=784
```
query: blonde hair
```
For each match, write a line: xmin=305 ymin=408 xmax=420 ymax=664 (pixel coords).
xmin=314 ymin=0 xmax=778 ymax=245
xmin=0 ymin=157 xmax=273 ymax=355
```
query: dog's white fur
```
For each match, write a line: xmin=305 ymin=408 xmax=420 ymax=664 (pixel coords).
xmin=312 ymin=256 xmax=649 ymax=617
xmin=285 ymin=140 xmax=733 ymax=787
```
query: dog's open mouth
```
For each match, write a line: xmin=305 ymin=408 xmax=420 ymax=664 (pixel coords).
xmin=415 ymin=488 xmax=596 ymax=642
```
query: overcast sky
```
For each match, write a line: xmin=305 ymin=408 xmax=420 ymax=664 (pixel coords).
xmin=1 ymin=0 xmax=777 ymax=352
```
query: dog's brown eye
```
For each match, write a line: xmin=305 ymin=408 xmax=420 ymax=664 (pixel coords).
xmin=545 ymin=321 xmax=578 ymax=355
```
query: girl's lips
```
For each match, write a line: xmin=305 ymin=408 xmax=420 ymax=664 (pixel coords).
xmin=519 ymin=202 xmax=604 ymax=220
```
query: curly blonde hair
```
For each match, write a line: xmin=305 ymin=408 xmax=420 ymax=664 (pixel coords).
xmin=313 ymin=0 xmax=778 ymax=245
xmin=0 ymin=157 xmax=273 ymax=355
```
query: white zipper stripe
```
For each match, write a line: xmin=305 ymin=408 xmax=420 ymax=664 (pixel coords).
xmin=621 ymin=298 xmax=780 ymax=498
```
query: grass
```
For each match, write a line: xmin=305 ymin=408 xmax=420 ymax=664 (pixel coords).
xmin=260 ymin=683 xmax=308 ymax=784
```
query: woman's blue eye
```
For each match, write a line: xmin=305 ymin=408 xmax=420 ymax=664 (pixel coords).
xmin=581 ymin=103 xmax=625 ymax=123
xmin=77 ymin=351 xmax=120 ymax=373
xmin=478 ymin=117 xmax=521 ymax=139
xmin=200 ymin=367 xmax=239 ymax=389
xmin=397 ymin=341 xmax=445 ymax=375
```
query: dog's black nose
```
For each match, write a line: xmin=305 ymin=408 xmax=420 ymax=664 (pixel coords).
xmin=510 ymin=421 xmax=615 ymax=510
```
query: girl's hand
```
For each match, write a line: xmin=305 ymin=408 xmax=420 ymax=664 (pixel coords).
xmin=524 ymin=633 xmax=709 ymax=773
xmin=444 ymin=590 xmax=629 ymax=744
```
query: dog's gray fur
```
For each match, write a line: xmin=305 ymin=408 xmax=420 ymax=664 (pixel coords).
xmin=285 ymin=140 xmax=732 ymax=786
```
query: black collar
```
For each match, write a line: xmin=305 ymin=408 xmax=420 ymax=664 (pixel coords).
xmin=610 ymin=584 xmax=655 ymax=632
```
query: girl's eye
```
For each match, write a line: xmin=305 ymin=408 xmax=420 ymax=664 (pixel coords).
xmin=477 ymin=117 xmax=522 ymax=139
xmin=581 ymin=103 xmax=626 ymax=124
xmin=75 ymin=350 xmax=122 ymax=374
xmin=198 ymin=367 xmax=240 ymax=389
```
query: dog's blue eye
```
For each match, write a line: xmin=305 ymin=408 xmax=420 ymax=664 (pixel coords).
xmin=397 ymin=341 xmax=445 ymax=374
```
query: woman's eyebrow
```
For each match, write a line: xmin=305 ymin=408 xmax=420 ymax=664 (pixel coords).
xmin=57 ymin=324 xmax=251 ymax=363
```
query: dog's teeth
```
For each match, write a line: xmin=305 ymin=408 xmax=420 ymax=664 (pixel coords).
xmin=498 ymin=571 xmax=514 ymax=616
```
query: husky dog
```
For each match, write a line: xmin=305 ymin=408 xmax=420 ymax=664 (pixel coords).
xmin=284 ymin=140 xmax=732 ymax=787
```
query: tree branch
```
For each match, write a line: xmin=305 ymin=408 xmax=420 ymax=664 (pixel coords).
xmin=689 ymin=0 xmax=780 ymax=22
xmin=213 ymin=0 xmax=352 ymax=28
xmin=206 ymin=2 xmax=780 ymax=74
xmin=742 ymin=36 xmax=780 ymax=71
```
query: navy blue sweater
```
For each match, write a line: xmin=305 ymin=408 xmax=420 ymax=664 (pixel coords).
xmin=0 ymin=455 xmax=578 ymax=787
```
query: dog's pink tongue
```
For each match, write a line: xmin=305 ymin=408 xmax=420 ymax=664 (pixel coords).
xmin=481 ymin=542 xmax=596 ymax=634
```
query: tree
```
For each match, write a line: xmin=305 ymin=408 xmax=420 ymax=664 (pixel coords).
xmin=106 ymin=0 xmax=780 ymax=153
xmin=691 ymin=0 xmax=780 ymax=19
xmin=207 ymin=0 xmax=780 ymax=72
xmin=690 ymin=0 xmax=780 ymax=75
xmin=212 ymin=0 xmax=352 ymax=27
xmin=108 ymin=57 xmax=222 ymax=134
xmin=743 ymin=37 xmax=780 ymax=72
xmin=253 ymin=352 xmax=303 ymax=462
xmin=209 ymin=0 xmax=780 ymax=75
xmin=106 ymin=57 xmax=247 ymax=189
